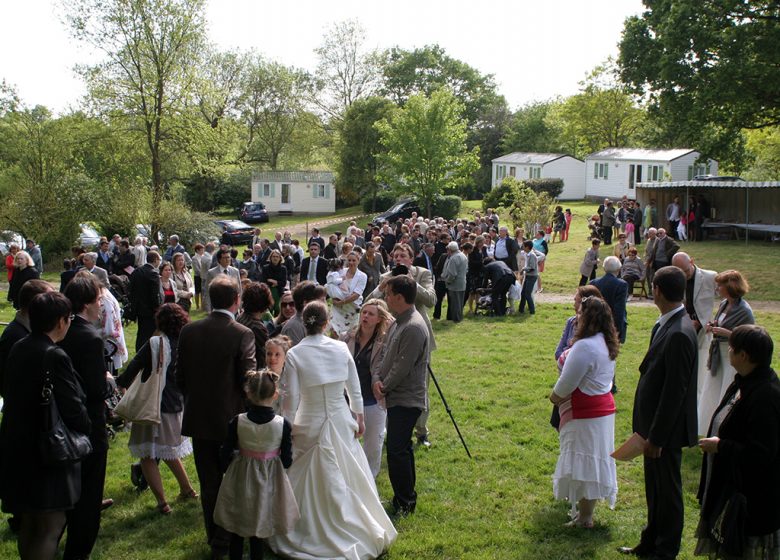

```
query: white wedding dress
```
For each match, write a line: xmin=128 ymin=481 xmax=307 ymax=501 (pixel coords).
xmin=268 ymin=334 xmax=397 ymax=560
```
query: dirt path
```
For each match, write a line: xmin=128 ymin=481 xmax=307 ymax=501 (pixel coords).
xmin=533 ymin=291 xmax=780 ymax=313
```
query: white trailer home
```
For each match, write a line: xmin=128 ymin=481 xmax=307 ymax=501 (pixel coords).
xmin=491 ymin=152 xmax=585 ymax=200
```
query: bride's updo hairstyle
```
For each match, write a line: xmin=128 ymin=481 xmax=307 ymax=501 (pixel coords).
xmin=303 ymin=300 xmax=329 ymax=336
xmin=244 ymin=368 xmax=280 ymax=404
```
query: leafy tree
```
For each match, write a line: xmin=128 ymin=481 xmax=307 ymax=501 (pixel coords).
xmin=501 ymin=101 xmax=565 ymax=154
xmin=312 ymin=19 xmax=379 ymax=122
xmin=376 ymin=89 xmax=479 ymax=217
xmin=64 ymin=0 xmax=207 ymax=239
xmin=548 ymin=62 xmax=646 ymax=159
xmin=744 ymin=127 xmax=780 ymax=180
xmin=337 ymin=96 xmax=395 ymax=210
xmin=379 ymin=44 xmax=509 ymax=195
xmin=619 ymin=1 xmax=780 ymax=163
xmin=501 ymin=177 xmax=556 ymax=235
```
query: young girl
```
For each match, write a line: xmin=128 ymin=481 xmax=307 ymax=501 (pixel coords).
xmin=214 ymin=369 xmax=299 ymax=560
xmin=624 ymin=216 xmax=635 ymax=241
xmin=265 ymin=336 xmax=292 ymax=415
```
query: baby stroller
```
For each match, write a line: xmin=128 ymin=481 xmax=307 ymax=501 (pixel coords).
xmin=108 ymin=274 xmax=133 ymax=326
xmin=475 ymin=287 xmax=494 ymax=316
xmin=104 ymin=339 xmax=125 ymax=440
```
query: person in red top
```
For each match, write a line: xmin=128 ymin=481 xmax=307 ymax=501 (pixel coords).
xmin=5 ymin=243 xmax=19 ymax=282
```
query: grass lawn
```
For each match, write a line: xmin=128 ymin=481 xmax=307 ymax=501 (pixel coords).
xmin=1 ymin=198 xmax=779 ymax=558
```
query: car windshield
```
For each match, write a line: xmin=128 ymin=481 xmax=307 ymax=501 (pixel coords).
xmin=387 ymin=202 xmax=406 ymax=213
xmin=223 ymin=221 xmax=251 ymax=230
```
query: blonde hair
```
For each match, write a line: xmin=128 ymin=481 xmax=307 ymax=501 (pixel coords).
xmin=265 ymin=335 xmax=292 ymax=354
xmin=356 ymin=298 xmax=393 ymax=339
xmin=244 ymin=368 xmax=279 ymax=404
xmin=14 ymin=250 xmax=34 ymax=269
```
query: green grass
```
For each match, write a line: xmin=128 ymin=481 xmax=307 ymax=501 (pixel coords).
xmin=2 ymin=199 xmax=780 ymax=558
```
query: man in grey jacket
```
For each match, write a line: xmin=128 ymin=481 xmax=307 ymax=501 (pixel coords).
xmin=441 ymin=241 xmax=467 ymax=323
xmin=373 ymin=275 xmax=429 ymax=516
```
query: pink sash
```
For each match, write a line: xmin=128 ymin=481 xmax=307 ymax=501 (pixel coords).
xmin=240 ymin=448 xmax=281 ymax=460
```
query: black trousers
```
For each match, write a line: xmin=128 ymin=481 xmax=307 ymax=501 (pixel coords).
xmin=519 ymin=276 xmax=536 ymax=314
xmin=492 ymin=274 xmax=515 ymax=316
xmin=640 ymin=448 xmax=684 ymax=559
xmin=433 ymin=280 xmax=447 ymax=319
xmin=386 ymin=406 xmax=422 ymax=513
xmin=63 ymin=447 xmax=108 ymax=560
xmin=602 ymin=225 xmax=613 ymax=244
xmin=136 ymin=315 xmax=156 ymax=352
xmin=192 ymin=438 xmax=230 ymax=553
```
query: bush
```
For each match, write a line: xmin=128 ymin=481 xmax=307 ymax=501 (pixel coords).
xmin=362 ymin=189 xmax=397 ymax=214
xmin=154 ymin=199 xmax=220 ymax=248
xmin=526 ymin=178 xmax=564 ymax=198
xmin=482 ymin=178 xmax=519 ymax=212
xmin=431 ymin=195 xmax=462 ymax=220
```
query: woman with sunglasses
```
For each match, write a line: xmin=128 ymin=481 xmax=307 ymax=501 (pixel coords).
xmin=273 ymin=291 xmax=296 ymax=337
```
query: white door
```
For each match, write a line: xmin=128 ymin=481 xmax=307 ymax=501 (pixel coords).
xmin=280 ymin=184 xmax=292 ymax=211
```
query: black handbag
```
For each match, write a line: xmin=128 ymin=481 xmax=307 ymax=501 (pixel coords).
xmin=709 ymin=491 xmax=748 ymax=556
xmin=38 ymin=351 xmax=93 ymax=465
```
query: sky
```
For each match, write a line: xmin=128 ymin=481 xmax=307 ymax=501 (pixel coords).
xmin=1 ymin=0 xmax=645 ymax=114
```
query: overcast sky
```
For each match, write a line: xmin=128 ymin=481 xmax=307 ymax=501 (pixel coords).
xmin=1 ymin=0 xmax=645 ymax=114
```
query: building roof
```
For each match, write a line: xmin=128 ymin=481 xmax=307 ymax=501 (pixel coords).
xmin=251 ymin=170 xmax=335 ymax=183
xmin=638 ymin=180 xmax=780 ymax=189
xmin=587 ymin=148 xmax=696 ymax=162
xmin=492 ymin=152 xmax=579 ymax=165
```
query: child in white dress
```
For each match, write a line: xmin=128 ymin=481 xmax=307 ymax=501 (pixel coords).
xmin=214 ymin=369 xmax=299 ymax=560
xmin=325 ymin=259 xmax=350 ymax=301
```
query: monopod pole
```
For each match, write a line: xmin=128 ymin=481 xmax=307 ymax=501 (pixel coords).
xmin=427 ymin=364 xmax=472 ymax=459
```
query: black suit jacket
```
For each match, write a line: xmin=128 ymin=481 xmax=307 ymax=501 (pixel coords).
xmin=129 ymin=263 xmax=161 ymax=318
xmin=300 ymin=256 xmax=327 ymax=285
xmin=59 ymin=315 xmax=113 ymax=452
xmin=591 ymin=272 xmax=628 ymax=343
xmin=413 ymin=254 xmax=432 ymax=270
xmin=633 ymin=308 xmax=698 ymax=449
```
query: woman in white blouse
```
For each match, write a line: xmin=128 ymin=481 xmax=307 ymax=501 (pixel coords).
xmin=549 ymin=296 xmax=620 ymax=528
xmin=329 ymin=251 xmax=367 ymax=337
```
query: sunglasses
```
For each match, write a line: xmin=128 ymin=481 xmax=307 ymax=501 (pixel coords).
xmin=281 ymin=301 xmax=295 ymax=308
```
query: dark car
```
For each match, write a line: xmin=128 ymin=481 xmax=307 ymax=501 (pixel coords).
xmin=372 ymin=199 xmax=420 ymax=226
xmin=239 ymin=201 xmax=269 ymax=224
xmin=214 ymin=220 xmax=255 ymax=247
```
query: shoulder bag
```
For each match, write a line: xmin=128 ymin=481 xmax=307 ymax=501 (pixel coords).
xmin=114 ymin=336 xmax=167 ymax=425
xmin=38 ymin=349 xmax=93 ymax=465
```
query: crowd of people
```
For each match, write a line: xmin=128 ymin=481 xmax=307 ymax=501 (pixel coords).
xmin=0 ymin=197 xmax=778 ymax=560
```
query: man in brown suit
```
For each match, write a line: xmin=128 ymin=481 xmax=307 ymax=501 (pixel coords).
xmin=176 ymin=276 xmax=256 ymax=559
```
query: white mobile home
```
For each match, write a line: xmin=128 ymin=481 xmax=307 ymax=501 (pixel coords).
xmin=491 ymin=152 xmax=585 ymax=199
xmin=585 ymin=148 xmax=718 ymax=201
xmin=251 ymin=171 xmax=335 ymax=214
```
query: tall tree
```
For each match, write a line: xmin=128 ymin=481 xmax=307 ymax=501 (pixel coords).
xmin=380 ymin=44 xmax=509 ymax=194
xmin=64 ymin=0 xmax=206 ymax=238
xmin=501 ymin=100 xmax=565 ymax=154
xmin=619 ymin=1 xmax=780 ymax=163
xmin=376 ymin=89 xmax=479 ymax=217
xmin=336 ymin=96 xmax=395 ymax=209
xmin=548 ymin=62 xmax=646 ymax=159
xmin=312 ymin=19 xmax=379 ymax=122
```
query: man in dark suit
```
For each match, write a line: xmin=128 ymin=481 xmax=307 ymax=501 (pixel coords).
xmin=591 ymin=256 xmax=629 ymax=343
xmin=619 ymin=266 xmax=697 ymax=560
xmin=307 ymin=227 xmax=325 ymax=251
xmin=60 ymin=275 xmax=114 ymax=560
xmin=129 ymin=250 xmax=162 ymax=351
xmin=412 ymin=243 xmax=434 ymax=271
xmin=493 ymin=226 xmax=519 ymax=271
xmin=176 ymin=276 xmax=256 ymax=559
xmin=322 ymin=234 xmax=339 ymax=260
xmin=300 ymin=242 xmax=327 ymax=286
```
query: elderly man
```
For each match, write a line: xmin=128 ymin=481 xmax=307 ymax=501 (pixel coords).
xmin=493 ymin=226 xmax=519 ymax=272
xmin=81 ymin=252 xmax=110 ymax=288
xmin=441 ymin=241 xmax=468 ymax=323
xmin=163 ymin=234 xmax=192 ymax=266
xmin=591 ymin=256 xmax=628 ymax=344
xmin=651 ymin=228 xmax=679 ymax=274
xmin=671 ymin=251 xmax=717 ymax=434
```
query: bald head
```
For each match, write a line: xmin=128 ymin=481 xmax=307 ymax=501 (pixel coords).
xmin=672 ymin=252 xmax=695 ymax=279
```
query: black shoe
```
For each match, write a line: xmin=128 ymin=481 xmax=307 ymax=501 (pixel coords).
xmin=617 ymin=545 xmax=651 ymax=557
xmin=416 ymin=436 xmax=431 ymax=449
xmin=131 ymin=462 xmax=148 ymax=492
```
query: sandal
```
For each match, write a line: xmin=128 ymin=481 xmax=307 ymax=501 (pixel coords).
xmin=157 ymin=502 xmax=172 ymax=515
xmin=177 ymin=489 xmax=199 ymax=501
xmin=564 ymin=516 xmax=594 ymax=529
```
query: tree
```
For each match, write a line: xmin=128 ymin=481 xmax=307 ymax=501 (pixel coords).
xmin=337 ymin=96 xmax=395 ymax=209
xmin=619 ymin=1 xmax=780 ymax=162
xmin=376 ymin=89 xmax=479 ymax=217
xmin=312 ymin=19 xmax=379 ymax=121
xmin=548 ymin=62 xmax=646 ymax=159
xmin=379 ymin=44 xmax=509 ymax=195
xmin=501 ymin=177 xmax=556 ymax=235
xmin=241 ymin=58 xmax=313 ymax=169
xmin=744 ymin=127 xmax=780 ymax=180
xmin=501 ymin=100 xmax=564 ymax=154
xmin=64 ymin=0 xmax=207 ymax=239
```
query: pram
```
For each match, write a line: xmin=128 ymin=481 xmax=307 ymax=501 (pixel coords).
xmin=104 ymin=339 xmax=125 ymax=439
xmin=475 ymin=287 xmax=494 ymax=316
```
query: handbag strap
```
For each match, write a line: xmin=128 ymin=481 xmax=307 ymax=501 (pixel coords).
xmin=155 ymin=335 xmax=165 ymax=373
xmin=40 ymin=346 xmax=57 ymax=404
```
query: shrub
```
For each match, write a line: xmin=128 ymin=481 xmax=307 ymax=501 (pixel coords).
xmin=153 ymin=199 xmax=220 ymax=248
xmin=431 ymin=195 xmax=462 ymax=220
xmin=482 ymin=177 xmax=520 ymax=212
xmin=525 ymin=178 xmax=564 ymax=198
xmin=362 ymin=189 xmax=397 ymax=214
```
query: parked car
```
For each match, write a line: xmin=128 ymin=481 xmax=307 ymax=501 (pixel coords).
xmin=372 ymin=199 xmax=421 ymax=226
xmin=693 ymin=175 xmax=745 ymax=181
xmin=238 ymin=202 xmax=269 ymax=224
xmin=214 ymin=219 xmax=255 ymax=247
xmin=78 ymin=223 xmax=102 ymax=249
xmin=0 ymin=231 xmax=25 ymax=256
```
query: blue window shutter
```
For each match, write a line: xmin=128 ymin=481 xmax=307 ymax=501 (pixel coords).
xmin=325 ymin=185 xmax=330 ymax=199
xmin=311 ymin=185 xmax=316 ymax=198
xmin=594 ymin=164 xmax=598 ymax=179
xmin=271 ymin=184 xmax=276 ymax=198
xmin=604 ymin=164 xmax=608 ymax=180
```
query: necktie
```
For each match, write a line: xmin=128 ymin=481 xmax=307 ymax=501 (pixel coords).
xmin=649 ymin=322 xmax=660 ymax=345
xmin=223 ymin=268 xmax=228 ymax=275
xmin=308 ymin=258 xmax=316 ymax=281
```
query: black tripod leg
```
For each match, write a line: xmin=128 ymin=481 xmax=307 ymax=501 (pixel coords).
xmin=427 ymin=365 xmax=472 ymax=459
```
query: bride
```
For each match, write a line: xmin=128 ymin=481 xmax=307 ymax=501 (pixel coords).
xmin=269 ymin=301 xmax=397 ymax=560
